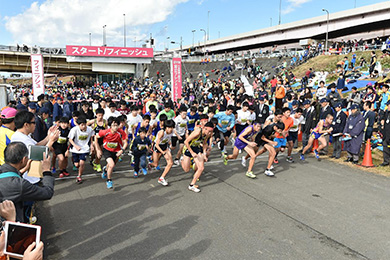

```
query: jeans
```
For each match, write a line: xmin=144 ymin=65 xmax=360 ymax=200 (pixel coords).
xmin=134 ymin=153 xmax=147 ymax=172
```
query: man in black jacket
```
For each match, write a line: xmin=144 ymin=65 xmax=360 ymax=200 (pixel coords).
xmin=301 ymin=100 xmax=318 ymax=151
xmin=255 ymin=97 xmax=269 ymax=124
xmin=319 ymin=98 xmax=334 ymax=154
xmin=330 ymin=103 xmax=347 ymax=159
xmin=380 ymin=100 xmax=390 ymax=166
xmin=0 ymin=142 xmax=54 ymax=222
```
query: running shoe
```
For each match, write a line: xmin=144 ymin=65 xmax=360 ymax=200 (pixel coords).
xmin=156 ymin=165 xmax=161 ymax=171
xmin=300 ymin=154 xmax=305 ymax=161
xmin=62 ymin=170 xmax=70 ymax=177
xmin=222 ymin=148 xmax=227 ymax=154
xmin=51 ymin=167 xmax=56 ymax=174
xmin=286 ymin=156 xmax=294 ymax=163
xmin=174 ymin=159 xmax=180 ymax=165
xmin=223 ymin=154 xmax=228 ymax=165
xmin=96 ymin=164 xmax=102 ymax=173
xmin=264 ymin=169 xmax=275 ymax=177
xmin=73 ymin=165 xmax=78 ymax=171
xmin=314 ymin=149 xmax=320 ymax=160
xmin=274 ymin=158 xmax=279 ymax=164
xmin=158 ymin=177 xmax=168 ymax=186
xmin=241 ymin=156 xmax=247 ymax=167
xmin=59 ymin=173 xmax=64 ymax=178
xmin=76 ymin=176 xmax=83 ymax=183
xmin=142 ymin=168 xmax=148 ymax=175
xmin=101 ymin=166 xmax=107 ymax=180
xmin=246 ymin=171 xmax=256 ymax=179
xmin=118 ymin=156 xmax=123 ymax=162
xmin=92 ymin=162 xmax=97 ymax=171
xmin=106 ymin=180 xmax=113 ymax=189
xmin=188 ymin=185 xmax=201 ymax=193
xmin=134 ymin=171 xmax=138 ymax=178
xmin=269 ymin=165 xmax=274 ymax=170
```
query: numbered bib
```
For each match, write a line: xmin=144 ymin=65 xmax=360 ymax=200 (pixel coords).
xmin=79 ymin=135 xmax=88 ymax=141
xmin=57 ymin=136 xmax=67 ymax=144
xmin=107 ymin=142 xmax=118 ymax=149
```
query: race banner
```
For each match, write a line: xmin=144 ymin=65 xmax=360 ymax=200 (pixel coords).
xmin=31 ymin=54 xmax=45 ymax=101
xmin=171 ymin=57 xmax=182 ymax=102
xmin=66 ymin=45 xmax=153 ymax=58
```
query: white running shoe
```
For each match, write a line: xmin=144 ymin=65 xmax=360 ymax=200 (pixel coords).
xmin=158 ymin=177 xmax=168 ymax=186
xmin=264 ymin=169 xmax=275 ymax=177
xmin=188 ymin=185 xmax=201 ymax=193
xmin=269 ymin=165 xmax=274 ymax=170
xmin=241 ymin=156 xmax=247 ymax=167
xmin=174 ymin=159 xmax=180 ymax=166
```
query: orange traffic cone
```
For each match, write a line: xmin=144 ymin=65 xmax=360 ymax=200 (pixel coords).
xmin=361 ymin=139 xmax=374 ymax=167
xmin=312 ymin=139 xmax=319 ymax=152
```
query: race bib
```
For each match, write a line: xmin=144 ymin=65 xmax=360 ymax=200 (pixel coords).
xmin=241 ymin=119 xmax=247 ymax=123
xmin=161 ymin=139 xmax=168 ymax=144
xmin=180 ymin=123 xmax=187 ymax=127
xmin=188 ymin=119 xmax=195 ymax=124
xmin=107 ymin=142 xmax=118 ymax=149
xmin=57 ymin=136 xmax=67 ymax=144
xmin=221 ymin=120 xmax=229 ymax=125
xmin=79 ymin=135 xmax=88 ymax=141
xmin=137 ymin=144 xmax=147 ymax=150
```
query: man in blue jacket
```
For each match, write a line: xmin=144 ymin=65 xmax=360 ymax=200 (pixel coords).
xmin=214 ymin=105 xmax=235 ymax=154
xmin=343 ymin=104 xmax=365 ymax=164
xmin=330 ymin=103 xmax=347 ymax=159
xmin=53 ymin=97 xmax=63 ymax=121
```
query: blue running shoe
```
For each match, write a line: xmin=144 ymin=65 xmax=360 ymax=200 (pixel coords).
xmin=134 ymin=171 xmax=138 ymax=178
xmin=106 ymin=180 xmax=113 ymax=189
xmin=156 ymin=165 xmax=161 ymax=171
xmin=314 ymin=149 xmax=320 ymax=159
xmin=101 ymin=166 xmax=107 ymax=180
xmin=300 ymin=154 xmax=305 ymax=161
xmin=142 ymin=168 xmax=148 ymax=175
xmin=51 ymin=167 xmax=56 ymax=174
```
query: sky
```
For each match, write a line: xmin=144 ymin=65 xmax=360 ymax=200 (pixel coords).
xmin=0 ymin=0 xmax=388 ymax=52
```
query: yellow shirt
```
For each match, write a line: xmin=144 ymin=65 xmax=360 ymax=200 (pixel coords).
xmin=0 ymin=126 xmax=15 ymax=165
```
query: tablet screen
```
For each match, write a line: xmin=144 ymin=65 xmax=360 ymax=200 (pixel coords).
xmin=29 ymin=146 xmax=48 ymax=161
xmin=6 ymin=223 xmax=37 ymax=256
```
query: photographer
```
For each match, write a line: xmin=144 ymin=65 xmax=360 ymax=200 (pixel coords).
xmin=0 ymin=142 xmax=55 ymax=223
xmin=0 ymin=200 xmax=44 ymax=260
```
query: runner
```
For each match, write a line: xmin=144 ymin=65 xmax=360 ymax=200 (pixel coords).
xmin=150 ymin=119 xmax=175 ymax=186
xmin=96 ymin=116 xmax=128 ymax=189
xmin=300 ymin=114 xmax=334 ymax=161
xmin=172 ymin=108 xmax=189 ymax=165
xmin=87 ymin=108 xmax=106 ymax=172
xmin=181 ymin=121 xmax=215 ymax=192
xmin=286 ymin=108 xmax=304 ymax=163
xmin=52 ymin=117 xmax=70 ymax=178
xmin=68 ymin=116 xmax=94 ymax=183
xmin=224 ymin=119 xmax=262 ymax=179
xmin=131 ymin=127 xmax=151 ymax=177
xmin=214 ymin=105 xmax=235 ymax=154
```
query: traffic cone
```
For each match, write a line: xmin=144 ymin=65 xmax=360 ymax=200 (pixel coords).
xmin=312 ymin=139 xmax=319 ymax=152
xmin=361 ymin=139 xmax=374 ymax=167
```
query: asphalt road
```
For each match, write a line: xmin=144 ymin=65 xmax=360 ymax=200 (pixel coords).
xmin=38 ymin=149 xmax=390 ymax=260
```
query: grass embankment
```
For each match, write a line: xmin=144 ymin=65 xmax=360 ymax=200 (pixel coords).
xmin=292 ymin=50 xmax=390 ymax=83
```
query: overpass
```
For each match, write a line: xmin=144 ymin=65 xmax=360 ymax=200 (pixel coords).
xmin=177 ymin=1 xmax=390 ymax=54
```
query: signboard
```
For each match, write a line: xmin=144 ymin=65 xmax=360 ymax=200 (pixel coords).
xmin=240 ymin=75 xmax=254 ymax=96
xmin=66 ymin=45 xmax=153 ymax=58
xmin=171 ymin=57 xmax=182 ymax=102
xmin=30 ymin=54 xmax=45 ymax=101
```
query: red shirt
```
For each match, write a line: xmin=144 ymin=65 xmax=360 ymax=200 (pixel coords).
xmin=98 ymin=129 xmax=126 ymax=152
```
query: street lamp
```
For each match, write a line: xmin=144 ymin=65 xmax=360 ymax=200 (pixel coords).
xmin=207 ymin=11 xmax=210 ymax=40
xmin=171 ymin=37 xmax=183 ymax=57
xmin=322 ymin=9 xmax=329 ymax=54
xmin=89 ymin=32 xmax=91 ymax=46
xmin=102 ymin=25 xmax=107 ymax=46
xmin=200 ymin=28 xmax=206 ymax=54
xmin=192 ymin=30 xmax=196 ymax=48
xmin=123 ymin=14 xmax=126 ymax=47
xmin=279 ymin=0 xmax=282 ymax=25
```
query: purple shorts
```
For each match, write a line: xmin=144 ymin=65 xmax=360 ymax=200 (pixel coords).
xmin=234 ymin=138 xmax=247 ymax=150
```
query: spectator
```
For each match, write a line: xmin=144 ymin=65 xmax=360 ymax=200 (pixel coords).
xmin=343 ymin=104 xmax=365 ymax=164
xmin=0 ymin=107 xmax=18 ymax=165
xmin=0 ymin=142 xmax=55 ymax=222
xmin=53 ymin=97 xmax=63 ymax=121
xmin=33 ymin=107 xmax=50 ymax=143
xmin=16 ymin=96 xmax=29 ymax=111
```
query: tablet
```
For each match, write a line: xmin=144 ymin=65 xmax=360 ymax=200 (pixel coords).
xmin=3 ymin=221 xmax=41 ymax=259
xmin=28 ymin=145 xmax=49 ymax=161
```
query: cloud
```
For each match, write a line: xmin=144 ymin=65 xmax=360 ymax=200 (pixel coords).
xmin=5 ymin=0 xmax=188 ymax=47
xmin=282 ymin=0 xmax=311 ymax=14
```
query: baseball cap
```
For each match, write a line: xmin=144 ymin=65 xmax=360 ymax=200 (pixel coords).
xmin=1 ymin=107 xmax=17 ymax=119
xmin=320 ymin=98 xmax=328 ymax=103
xmin=292 ymin=100 xmax=299 ymax=106
xmin=350 ymin=104 xmax=359 ymax=110
xmin=28 ymin=103 xmax=37 ymax=109
xmin=303 ymin=100 xmax=311 ymax=105
xmin=335 ymin=103 xmax=342 ymax=108
xmin=259 ymin=96 xmax=265 ymax=101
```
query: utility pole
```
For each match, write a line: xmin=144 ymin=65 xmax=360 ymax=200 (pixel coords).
xmin=192 ymin=30 xmax=196 ymax=47
xmin=270 ymin=18 xmax=272 ymax=27
xmin=207 ymin=10 xmax=210 ymax=40
xmin=102 ymin=25 xmax=107 ymax=46
xmin=322 ymin=9 xmax=329 ymax=54
xmin=279 ymin=0 xmax=282 ymax=25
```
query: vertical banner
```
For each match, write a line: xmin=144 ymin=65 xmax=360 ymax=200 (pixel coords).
xmin=171 ymin=57 xmax=182 ymax=102
xmin=31 ymin=54 xmax=45 ymax=101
